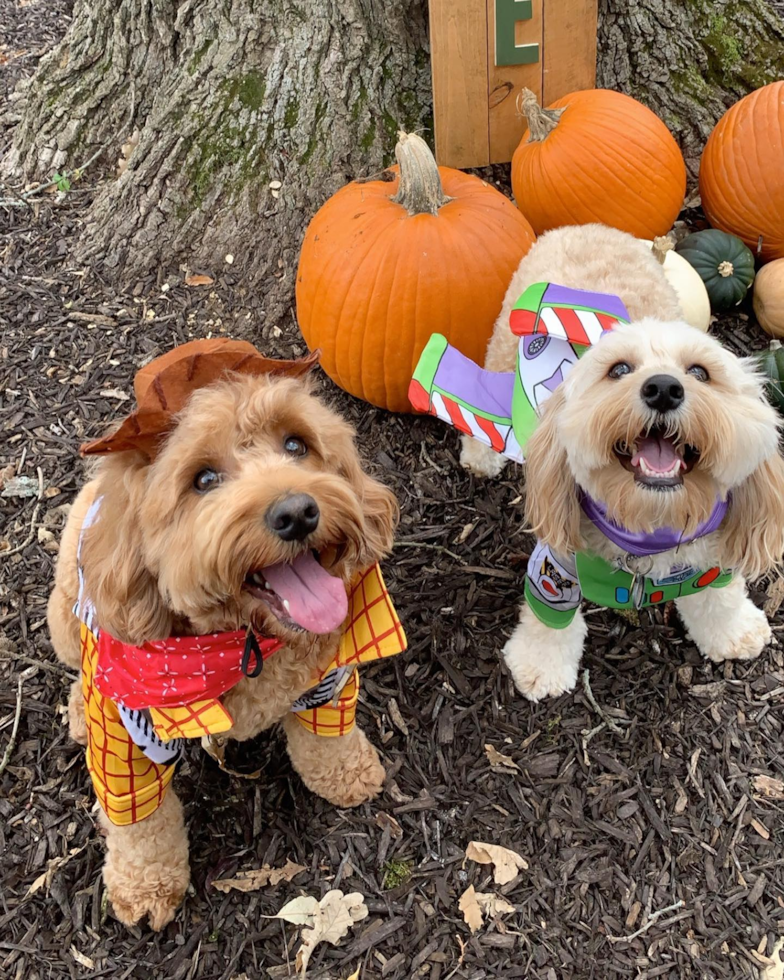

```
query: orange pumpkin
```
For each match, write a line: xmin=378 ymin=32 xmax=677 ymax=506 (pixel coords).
xmin=296 ymin=132 xmax=536 ymax=412
xmin=511 ymin=88 xmax=687 ymax=239
xmin=699 ymin=81 xmax=784 ymax=264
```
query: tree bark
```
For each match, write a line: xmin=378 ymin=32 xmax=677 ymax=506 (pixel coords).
xmin=5 ymin=0 xmax=783 ymax=316
xmin=5 ymin=0 xmax=431 ymax=325
xmin=598 ymin=0 xmax=784 ymax=175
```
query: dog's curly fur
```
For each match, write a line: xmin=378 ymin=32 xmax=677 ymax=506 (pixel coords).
xmin=48 ymin=371 xmax=397 ymax=929
xmin=463 ymin=225 xmax=784 ymax=701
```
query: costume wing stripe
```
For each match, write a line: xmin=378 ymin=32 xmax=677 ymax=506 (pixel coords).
xmin=430 ymin=392 xmax=453 ymax=427
xmin=509 ymin=307 xmax=538 ymax=337
xmin=553 ymin=307 xmax=591 ymax=346
xmin=574 ymin=309 xmax=605 ymax=344
xmin=503 ymin=426 xmax=525 ymax=464
xmin=475 ymin=414 xmax=507 ymax=452
xmin=462 ymin=406 xmax=493 ymax=442
xmin=442 ymin=396 xmax=473 ymax=436
xmin=539 ymin=307 xmax=569 ymax=339
xmin=596 ymin=312 xmax=621 ymax=333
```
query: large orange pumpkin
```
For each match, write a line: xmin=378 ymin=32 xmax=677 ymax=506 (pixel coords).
xmin=296 ymin=132 xmax=536 ymax=412
xmin=511 ymin=88 xmax=687 ymax=239
xmin=699 ymin=81 xmax=784 ymax=264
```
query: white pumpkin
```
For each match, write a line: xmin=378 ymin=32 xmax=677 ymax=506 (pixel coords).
xmin=640 ymin=237 xmax=711 ymax=332
xmin=753 ymin=258 xmax=784 ymax=338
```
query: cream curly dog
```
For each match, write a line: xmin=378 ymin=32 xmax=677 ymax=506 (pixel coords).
xmin=463 ymin=225 xmax=784 ymax=701
xmin=48 ymin=340 xmax=401 ymax=929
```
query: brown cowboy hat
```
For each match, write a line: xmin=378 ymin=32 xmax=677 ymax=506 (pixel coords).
xmin=80 ymin=338 xmax=320 ymax=459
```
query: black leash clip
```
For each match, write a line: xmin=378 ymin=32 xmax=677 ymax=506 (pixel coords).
xmin=241 ymin=628 xmax=264 ymax=678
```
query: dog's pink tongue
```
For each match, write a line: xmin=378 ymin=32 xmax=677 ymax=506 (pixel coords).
xmin=632 ymin=434 xmax=682 ymax=473
xmin=263 ymin=551 xmax=348 ymax=634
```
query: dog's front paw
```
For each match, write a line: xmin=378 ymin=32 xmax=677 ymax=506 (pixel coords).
xmin=108 ymin=882 xmax=186 ymax=931
xmin=502 ymin=604 xmax=586 ymax=702
xmin=104 ymin=861 xmax=189 ymax=931
xmin=459 ymin=436 xmax=508 ymax=479
xmin=326 ymin=738 xmax=385 ymax=808
xmin=700 ymin=603 xmax=772 ymax=664
xmin=285 ymin=718 xmax=385 ymax=807
xmin=504 ymin=637 xmax=579 ymax=701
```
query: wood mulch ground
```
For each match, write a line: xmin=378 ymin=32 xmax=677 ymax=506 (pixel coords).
xmin=3 ymin=7 xmax=784 ymax=980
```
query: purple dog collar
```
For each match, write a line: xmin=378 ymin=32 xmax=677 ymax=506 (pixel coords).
xmin=579 ymin=490 xmax=729 ymax=556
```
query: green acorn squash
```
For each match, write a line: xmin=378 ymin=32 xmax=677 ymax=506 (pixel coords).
xmin=753 ymin=341 xmax=784 ymax=414
xmin=675 ymin=229 xmax=755 ymax=312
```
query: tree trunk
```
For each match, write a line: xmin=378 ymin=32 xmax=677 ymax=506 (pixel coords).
xmin=5 ymin=0 xmax=783 ymax=318
xmin=5 ymin=0 xmax=431 ymax=326
xmin=598 ymin=0 xmax=784 ymax=175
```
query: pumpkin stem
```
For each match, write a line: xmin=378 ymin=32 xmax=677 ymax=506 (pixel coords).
xmin=718 ymin=260 xmax=735 ymax=278
xmin=651 ymin=236 xmax=674 ymax=265
xmin=518 ymin=88 xmax=566 ymax=142
xmin=390 ymin=131 xmax=453 ymax=216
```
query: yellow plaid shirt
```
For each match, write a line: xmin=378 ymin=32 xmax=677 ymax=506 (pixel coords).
xmin=81 ymin=564 xmax=406 ymax=826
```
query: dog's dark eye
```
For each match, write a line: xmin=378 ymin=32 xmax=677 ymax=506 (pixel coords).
xmin=193 ymin=468 xmax=221 ymax=493
xmin=687 ymin=365 xmax=710 ymax=383
xmin=284 ymin=436 xmax=307 ymax=457
xmin=608 ymin=362 xmax=633 ymax=379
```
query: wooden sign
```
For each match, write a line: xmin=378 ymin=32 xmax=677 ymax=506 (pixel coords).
xmin=429 ymin=0 xmax=598 ymax=168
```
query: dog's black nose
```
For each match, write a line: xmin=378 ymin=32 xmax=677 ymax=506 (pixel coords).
xmin=266 ymin=494 xmax=320 ymax=541
xmin=641 ymin=374 xmax=684 ymax=413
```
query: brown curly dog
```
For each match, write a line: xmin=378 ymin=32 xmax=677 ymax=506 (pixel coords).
xmin=48 ymin=346 xmax=399 ymax=931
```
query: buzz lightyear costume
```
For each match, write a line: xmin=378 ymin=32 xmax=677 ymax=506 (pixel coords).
xmin=409 ymin=282 xmax=732 ymax=626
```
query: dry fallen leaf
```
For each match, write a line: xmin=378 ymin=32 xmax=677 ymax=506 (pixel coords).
xmin=212 ymin=858 xmax=306 ymax=893
xmin=0 ymin=463 xmax=16 ymax=491
xmin=753 ymin=774 xmax=784 ymax=800
xmin=466 ymin=841 xmax=528 ymax=885
xmin=484 ymin=743 xmax=520 ymax=770
xmin=458 ymin=885 xmax=484 ymax=934
xmin=458 ymin=885 xmax=515 ymax=934
xmin=185 ymin=274 xmax=215 ymax=287
xmin=201 ymin=734 xmax=262 ymax=779
xmin=27 ymin=845 xmax=86 ymax=897
xmin=271 ymin=894 xmax=320 ymax=926
xmin=267 ymin=890 xmax=368 ymax=977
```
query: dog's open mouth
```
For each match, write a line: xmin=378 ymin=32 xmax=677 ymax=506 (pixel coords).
xmin=615 ymin=426 xmax=699 ymax=490
xmin=243 ymin=549 xmax=348 ymax=634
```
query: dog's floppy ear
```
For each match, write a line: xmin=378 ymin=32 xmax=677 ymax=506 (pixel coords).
xmin=721 ymin=450 xmax=784 ymax=580
xmin=524 ymin=387 xmax=582 ymax=556
xmin=327 ymin=418 xmax=398 ymax=565
xmin=346 ymin=459 xmax=399 ymax=566
xmin=81 ymin=454 xmax=172 ymax=644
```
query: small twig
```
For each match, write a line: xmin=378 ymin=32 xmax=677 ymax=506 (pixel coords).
xmin=0 ymin=675 xmax=25 ymax=777
xmin=582 ymin=669 xmax=624 ymax=734
xmin=606 ymin=900 xmax=686 ymax=943
xmin=394 ymin=540 xmax=466 ymax=564
xmin=0 ymin=466 xmax=44 ymax=558
xmin=0 ymin=651 xmax=76 ymax=678
xmin=419 ymin=442 xmax=446 ymax=475
xmin=581 ymin=721 xmax=606 ymax=766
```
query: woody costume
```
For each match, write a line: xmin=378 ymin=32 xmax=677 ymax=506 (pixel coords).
xmin=409 ymin=282 xmax=733 ymax=626
xmin=76 ymin=339 xmax=406 ymax=827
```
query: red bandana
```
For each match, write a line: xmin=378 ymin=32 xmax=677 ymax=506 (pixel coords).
xmin=94 ymin=629 xmax=283 ymax=709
